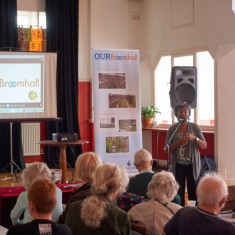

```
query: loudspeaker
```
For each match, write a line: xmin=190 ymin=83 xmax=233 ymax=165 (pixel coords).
xmin=169 ymin=66 xmax=197 ymax=108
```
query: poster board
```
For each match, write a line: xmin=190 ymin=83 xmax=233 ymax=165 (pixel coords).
xmin=92 ymin=49 xmax=142 ymax=173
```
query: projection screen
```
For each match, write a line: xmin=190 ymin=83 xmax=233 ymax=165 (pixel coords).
xmin=0 ymin=51 xmax=58 ymax=120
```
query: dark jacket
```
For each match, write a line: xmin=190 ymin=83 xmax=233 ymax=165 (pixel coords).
xmin=65 ymin=200 xmax=131 ymax=235
xmin=7 ymin=219 xmax=72 ymax=235
xmin=58 ymin=182 xmax=91 ymax=224
xmin=127 ymin=171 xmax=154 ymax=199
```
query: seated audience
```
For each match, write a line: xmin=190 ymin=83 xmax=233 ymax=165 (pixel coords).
xmin=116 ymin=192 xmax=145 ymax=212
xmin=58 ymin=151 xmax=102 ymax=223
xmin=128 ymin=171 xmax=182 ymax=235
xmin=127 ymin=149 xmax=155 ymax=198
xmin=127 ymin=149 xmax=181 ymax=204
xmin=10 ymin=162 xmax=63 ymax=224
xmin=7 ymin=179 xmax=72 ymax=235
xmin=65 ymin=163 xmax=131 ymax=235
xmin=164 ymin=173 xmax=235 ymax=235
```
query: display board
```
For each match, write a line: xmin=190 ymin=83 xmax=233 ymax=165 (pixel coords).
xmin=92 ymin=49 xmax=142 ymax=174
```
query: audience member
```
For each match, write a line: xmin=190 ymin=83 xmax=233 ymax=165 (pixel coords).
xmin=128 ymin=171 xmax=182 ymax=235
xmin=164 ymin=173 xmax=235 ymax=235
xmin=116 ymin=192 xmax=145 ymax=212
xmin=65 ymin=163 xmax=131 ymax=235
xmin=127 ymin=149 xmax=154 ymax=198
xmin=10 ymin=162 xmax=63 ymax=224
xmin=7 ymin=179 xmax=72 ymax=235
xmin=58 ymin=151 xmax=102 ymax=223
xmin=127 ymin=149 xmax=181 ymax=205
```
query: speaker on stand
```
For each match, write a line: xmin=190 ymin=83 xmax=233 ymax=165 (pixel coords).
xmin=169 ymin=66 xmax=197 ymax=108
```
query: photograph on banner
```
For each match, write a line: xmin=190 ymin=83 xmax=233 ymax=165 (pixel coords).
xmin=119 ymin=119 xmax=137 ymax=132
xmin=108 ymin=93 xmax=136 ymax=108
xmin=92 ymin=49 xmax=142 ymax=174
xmin=99 ymin=73 xmax=126 ymax=89
xmin=106 ymin=136 xmax=129 ymax=153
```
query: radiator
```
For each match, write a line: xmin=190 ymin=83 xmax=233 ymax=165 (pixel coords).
xmin=21 ymin=123 xmax=41 ymax=156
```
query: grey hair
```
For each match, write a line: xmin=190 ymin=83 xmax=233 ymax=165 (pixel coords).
xmin=118 ymin=165 xmax=129 ymax=192
xmin=134 ymin=149 xmax=152 ymax=167
xmin=197 ymin=173 xmax=228 ymax=206
xmin=22 ymin=162 xmax=51 ymax=189
xmin=147 ymin=171 xmax=179 ymax=203
xmin=80 ymin=163 xmax=128 ymax=228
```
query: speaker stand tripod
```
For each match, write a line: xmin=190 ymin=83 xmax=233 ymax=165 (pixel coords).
xmin=1 ymin=122 xmax=22 ymax=182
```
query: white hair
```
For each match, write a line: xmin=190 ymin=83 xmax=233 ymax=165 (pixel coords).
xmin=22 ymin=162 xmax=51 ymax=189
xmin=197 ymin=173 xmax=228 ymax=206
xmin=147 ymin=171 xmax=179 ymax=203
xmin=134 ymin=149 xmax=152 ymax=167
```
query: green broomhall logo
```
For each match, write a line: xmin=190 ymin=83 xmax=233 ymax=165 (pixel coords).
xmin=28 ymin=90 xmax=38 ymax=100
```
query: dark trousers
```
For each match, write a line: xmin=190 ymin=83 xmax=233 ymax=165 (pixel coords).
xmin=175 ymin=164 xmax=197 ymax=206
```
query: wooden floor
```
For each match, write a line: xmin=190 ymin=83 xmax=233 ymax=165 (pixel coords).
xmin=0 ymin=168 xmax=76 ymax=187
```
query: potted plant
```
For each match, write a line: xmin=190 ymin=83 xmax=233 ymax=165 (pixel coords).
xmin=141 ymin=105 xmax=161 ymax=128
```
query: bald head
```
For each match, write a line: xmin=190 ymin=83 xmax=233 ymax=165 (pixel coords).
xmin=197 ymin=173 xmax=228 ymax=208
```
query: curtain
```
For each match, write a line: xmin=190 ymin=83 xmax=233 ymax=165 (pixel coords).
xmin=45 ymin=0 xmax=82 ymax=168
xmin=0 ymin=0 xmax=25 ymax=172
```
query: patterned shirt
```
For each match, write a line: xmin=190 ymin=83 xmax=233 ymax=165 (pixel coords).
xmin=176 ymin=132 xmax=191 ymax=165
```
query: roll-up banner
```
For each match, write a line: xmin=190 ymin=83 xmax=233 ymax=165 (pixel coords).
xmin=92 ymin=49 xmax=142 ymax=174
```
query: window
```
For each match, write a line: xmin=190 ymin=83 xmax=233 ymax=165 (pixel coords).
xmin=17 ymin=11 xmax=46 ymax=28
xmin=154 ymin=50 xmax=214 ymax=129
xmin=17 ymin=11 xmax=47 ymax=52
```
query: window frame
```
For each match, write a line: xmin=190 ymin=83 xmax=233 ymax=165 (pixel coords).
xmin=17 ymin=10 xmax=46 ymax=29
xmin=154 ymin=48 xmax=214 ymax=132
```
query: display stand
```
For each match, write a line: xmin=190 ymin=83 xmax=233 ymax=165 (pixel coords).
xmin=1 ymin=122 xmax=22 ymax=182
xmin=0 ymin=118 xmax=63 ymax=182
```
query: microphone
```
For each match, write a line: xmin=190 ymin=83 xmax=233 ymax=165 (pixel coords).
xmin=178 ymin=118 xmax=185 ymax=122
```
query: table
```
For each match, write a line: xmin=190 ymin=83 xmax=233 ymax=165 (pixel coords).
xmin=37 ymin=140 xmax=89 ymax=183
xmin=219 ymin=212 xmax=235 ymax=223
xmin=0 ymin=184 xmax=76 ymax=228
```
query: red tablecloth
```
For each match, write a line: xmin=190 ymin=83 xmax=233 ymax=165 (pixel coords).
xmin=0 ymin=183 xmax=76 ymax=228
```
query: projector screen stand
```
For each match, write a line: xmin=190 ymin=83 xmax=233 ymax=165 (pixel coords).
xmin=1 ymin=122 xmax=22 ymax=182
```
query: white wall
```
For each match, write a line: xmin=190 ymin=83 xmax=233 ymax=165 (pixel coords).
xmin=144 ymin=0 xmax=235 ymax=66
xmin=143 ymin=0 xmax=235 ymax=179
xmin=87 ymin=0 xmax=235 ymax=180
xmin=17 ymin=0 xmax=45 ymax=11
xmin=79 ymin=0 xmax=91 ymax=81
xmin=17 ymin=0 xmax=235 ymax=180
xmin=216 ymin=45 xmax=235 ymax=180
